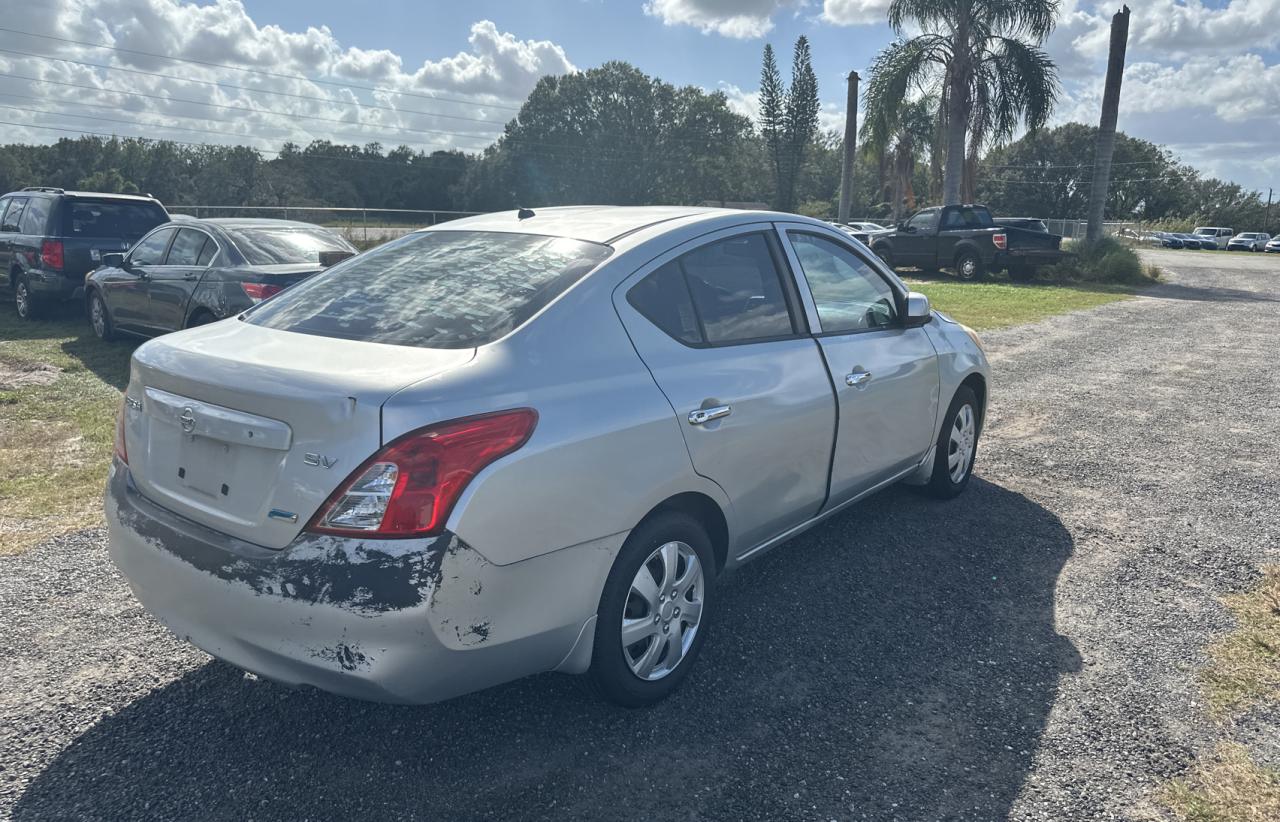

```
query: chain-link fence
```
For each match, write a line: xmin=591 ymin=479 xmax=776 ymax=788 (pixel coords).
xmin=165 ymin=206 xmax=480 ymax=245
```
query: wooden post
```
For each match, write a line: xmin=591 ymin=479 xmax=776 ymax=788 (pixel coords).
xmin=1085 ymin=6 xmax=1131 ymax=243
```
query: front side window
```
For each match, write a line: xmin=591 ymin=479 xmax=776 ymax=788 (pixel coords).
xmin=227 ymin=227 xmax=352 ymax=265
xmin=166 ymin=228 xmax=212 ymax=266
xmin=129 ymin=228 xmax=176 ymax=266
xmin=1 ymin=197 xmax=28 ymax=232
xmin=788 ymin=232 xmax=899 ymax=334
xmin=906 ymin=210 xmax=938 ymax=232
xmin=245 ymin=231 xmax=613 ymax=349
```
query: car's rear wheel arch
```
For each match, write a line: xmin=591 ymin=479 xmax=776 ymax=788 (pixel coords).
xmin=186 ymin=307 xmax=217 ymax=328
xmin=639 ymin=492 xmax=728 ymax=574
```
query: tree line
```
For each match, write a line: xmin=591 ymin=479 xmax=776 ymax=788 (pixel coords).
xmin=0 ymin=60 xmax=1270 ymax=230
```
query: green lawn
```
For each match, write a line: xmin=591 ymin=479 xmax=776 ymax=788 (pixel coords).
xmin=903 ymin=275 xmax=1137 ymax=331
xmin=0 ymin=303 xmax=137 ymax=554
xmin=0 ymin=274 xmax=1137 ymax=554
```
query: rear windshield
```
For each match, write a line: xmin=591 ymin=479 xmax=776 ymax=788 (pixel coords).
xmin=244 ymin=230 xmax=613 ymax=349
xmin=62 ymin=199 xmax=168 ymax=240
xmin=225 ymin=226 xmax=352 ymax=265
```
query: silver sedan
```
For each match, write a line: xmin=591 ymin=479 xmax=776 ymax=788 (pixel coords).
xmin=106 ymin=207 xmax=990 ymax=706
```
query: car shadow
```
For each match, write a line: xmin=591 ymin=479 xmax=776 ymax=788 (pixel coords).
xmin=14 ymin=478 xmax=1079 ymax=820
xmin=1141 ymin=280 xmax=1280 ymax=304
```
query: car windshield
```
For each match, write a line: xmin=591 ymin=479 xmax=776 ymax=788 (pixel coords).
xmin=226 ymin=226 xmax=353 ymax=265
xmin=61 ymin=199 xmax=168 ymax=240
xmin=244 ymin=230 xmax=614 ymax=349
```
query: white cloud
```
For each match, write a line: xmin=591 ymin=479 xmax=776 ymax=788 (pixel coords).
xmin=643 ymin=0 xmax=800 ymax=38
xmin=0 ymin=0 xmax=577 ymax=155
xmin=820 ymin=0 xmax=893 ymax=26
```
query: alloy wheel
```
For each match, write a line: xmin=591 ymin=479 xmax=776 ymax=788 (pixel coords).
xmin=91 ymin=296 xmax=107 ymax=337
xmin=15 ymin=280 xmax=29 ymax=318
xmin=621 ymin=540 xmax=705 ymax=681
xmin=948 ymin=403 xmax=977 ymax=483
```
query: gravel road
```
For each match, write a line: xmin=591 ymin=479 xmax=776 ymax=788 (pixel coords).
xmin=3 ymin=249 xmax=1278 ymax=821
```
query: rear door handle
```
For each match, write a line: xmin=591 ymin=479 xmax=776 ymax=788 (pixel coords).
xmin=846 ymin=370 xmax=872 ymax=387
xmin=688 ymin=405 xmax=731 ymax=425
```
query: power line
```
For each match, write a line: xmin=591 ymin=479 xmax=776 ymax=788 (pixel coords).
xmin=0 ymin=47 xmax=510 ymax=128
xmin=0 ymin=26 xmax=524 ymax=112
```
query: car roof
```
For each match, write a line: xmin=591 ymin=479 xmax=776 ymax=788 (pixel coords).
xmin=44 ymin=190 xmax=162 ymax=202
xmin=426 ymin=206 xmax=736 ymax=244
xmin=199 ymin=218 xmax=329 ymax=229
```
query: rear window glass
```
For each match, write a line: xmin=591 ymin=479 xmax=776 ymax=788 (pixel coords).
xmin=19 ymin=197 xmax=51 ymax=234
xmin=63 ymin=199 xmax=168 ymax=240
xmin=226 ymin=227 xmax=351 ymax=265
xmin=245 ymin=231 xmax=613 ymax=349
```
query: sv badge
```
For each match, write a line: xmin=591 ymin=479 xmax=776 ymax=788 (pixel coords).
xmin=303 ymin=453 xmax=339 ymax=469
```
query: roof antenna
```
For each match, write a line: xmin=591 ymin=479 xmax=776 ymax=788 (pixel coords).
xmin=517 ymin=207 xmax=536 ymax=220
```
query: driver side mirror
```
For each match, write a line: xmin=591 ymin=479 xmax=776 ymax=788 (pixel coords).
xmin=903 ymin=291 xmax=932 ymax=328
xmin=101 ymin=252 xmax=125 ymax=269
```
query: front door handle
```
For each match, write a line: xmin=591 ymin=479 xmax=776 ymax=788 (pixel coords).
xmin=846 ymin=370 xmax=872 ymax=387
xmin=688 ymin=405 xmax=731 ymax=425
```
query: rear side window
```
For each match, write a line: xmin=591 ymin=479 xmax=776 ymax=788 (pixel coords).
xmin=1 ymin=198 xmax=27 ymax=232
xmin=196 ymin=238 xmax=219 ymax=266
xmin=226 ymin=227 xmax=351 ymax=265
xmin=245 ymin=231 xmax=613 ymax=349
xmin=166 ymin=228 xmax=211 ymax=266
xmin=628 ymin=232 xmax=796 ymax=346
xmin=62 ymin=200 xmax=169 ymax=241
xmin=19 ymin=197 xmax=50 ymax=234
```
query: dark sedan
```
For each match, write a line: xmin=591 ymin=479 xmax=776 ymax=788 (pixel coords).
xmin=85 ymin=218 xmax=355 ymax=341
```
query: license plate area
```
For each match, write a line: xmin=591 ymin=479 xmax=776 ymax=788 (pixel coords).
xmin=176 ymin=434 xmax=236 ymax=500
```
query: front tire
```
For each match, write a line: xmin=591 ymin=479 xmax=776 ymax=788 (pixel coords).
xmin=873 ymin=245 xmax=895 ymax=270
xmin=954 ymin=250 xmax=985 ymax=281
xmin=88 ymin=290 xmax=115 ymax=341
xmin=588 ymin=511 xmax=715 ymax=707
xmin=922 ymin=385 xmax=981 ymax=499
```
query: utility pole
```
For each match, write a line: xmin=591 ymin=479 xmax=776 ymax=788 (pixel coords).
xmin=1266 ymin=187 xmax=1273 ymax=233
xmin=1085 ymin=6 xmax=1131 ymax=244
xmin=837 ymin=71 xmax=860 ymax=223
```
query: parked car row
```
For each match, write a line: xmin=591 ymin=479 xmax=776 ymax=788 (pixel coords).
xmin=1144 ymin=227 xmax=1275 ymax=251
xmin=2 ymin=187 xmax=355 ymax=334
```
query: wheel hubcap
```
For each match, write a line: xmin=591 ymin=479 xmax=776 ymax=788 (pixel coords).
xmin=621 ymin=540 xmax=704 ymax=681
xmin=948 ymin=403 xmax=977 ymax=483
xmin=15 ymin=283 xmax=28 ymax=317
xmin=960 ymin=258 xmax=976 ymax=278
xmin=91 ymin=298 xmax=105 ymax=336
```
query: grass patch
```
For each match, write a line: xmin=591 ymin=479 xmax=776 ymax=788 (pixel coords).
xmin=902 ymin=275 xmax=1137 ymax=331
xmin=1163 ymin=743 xmax=1280 ymax=822
xmin=0 ymin=303 xmax=136 ymax=554
xmin=1200 ymin=567 xmax=1280 ymax=716
xmin=1047 ymin=237 xmax=1161 ymax=285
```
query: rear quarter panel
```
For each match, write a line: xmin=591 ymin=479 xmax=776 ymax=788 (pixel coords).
xmin=381 ymin=263 xmax=727 ymax=568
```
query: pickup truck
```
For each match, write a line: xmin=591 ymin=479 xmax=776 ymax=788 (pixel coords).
xmin=868 ymin=204 xmax=1065 ymax=281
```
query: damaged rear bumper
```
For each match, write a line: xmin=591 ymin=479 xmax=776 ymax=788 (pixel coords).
xmin=105 ymin=461 xmax=617 ymax=704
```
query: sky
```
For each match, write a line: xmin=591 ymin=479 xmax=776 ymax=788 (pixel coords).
xmin=0 ymin=0 xmax=1276 ymax=196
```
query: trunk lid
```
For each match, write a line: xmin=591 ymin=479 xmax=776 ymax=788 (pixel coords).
xmin=125 ymin=321 xmax=474 ymax=549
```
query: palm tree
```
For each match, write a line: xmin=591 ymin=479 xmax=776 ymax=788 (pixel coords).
xmin=862 ymin=98 xmax=936 ymax=220
xmin=864 ymin=0 xmax=1061 ymax=205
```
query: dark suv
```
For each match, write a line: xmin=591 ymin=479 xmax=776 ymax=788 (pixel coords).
xmin=1 ymin=187 xmax=170 ymax=319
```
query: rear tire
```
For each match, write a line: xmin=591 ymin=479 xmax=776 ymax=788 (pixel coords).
xmin=954 ymin=250 xmax=985 ymax=281
xmin=186 ymin=310 xmax=216 ymax=328
xmin=88 ymin=290 xmax=115 ymax=341
xmin=14 ymin=274 xmax=42 ymax=320
xmin=588 ymin=511 xmax=715 ymax=707
xmin=922 ymin=385 xmax=981 ymax=499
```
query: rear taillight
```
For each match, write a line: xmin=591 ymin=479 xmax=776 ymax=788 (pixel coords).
xmin=114 ymin=398 xmax=128 ymax=465
xmin=241 ymin=282 xmax=283 ymax=302
xmin=40 ymin=240 xmax=64 ymax=270
xmin=992 ymin=233 xmax=1008 ymax=250
xmin=307 ymin=408 xmax=538 ymax=538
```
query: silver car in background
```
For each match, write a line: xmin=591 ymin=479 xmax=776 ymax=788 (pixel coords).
xmin=1226 ymin=232 xmax=1271 ymax=252
xmin=106 ymin=206 xmax=989 ymax=706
